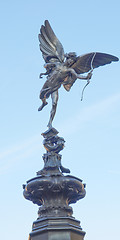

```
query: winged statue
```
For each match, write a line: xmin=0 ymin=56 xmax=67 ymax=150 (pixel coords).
xmin=38 ymin=20 xmax=119 ymax=128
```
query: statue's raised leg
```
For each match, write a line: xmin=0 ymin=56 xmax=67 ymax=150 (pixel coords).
xmin=47 ymin=90 xmax=58 ymax=128
xmin=38 ymin=98 xmax=48 ymax=111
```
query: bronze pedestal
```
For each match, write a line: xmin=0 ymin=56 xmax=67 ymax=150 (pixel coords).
xmin=29 ymin=217 xmax=85 ymax=240
xmin=23 ymin=153 xmax=86 ymax=240
xmin=23 ymin=129 xmax=86 ymax=240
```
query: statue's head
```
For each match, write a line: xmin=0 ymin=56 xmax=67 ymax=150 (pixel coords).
xmin=64 ymin=52 xmax=77 ymax=67
xmin=65 ymin=52 xmax=77 ymax=59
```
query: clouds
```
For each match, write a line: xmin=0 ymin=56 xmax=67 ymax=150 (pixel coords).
xmin=1 ymin=92 xmax=119 ymax=175
xmin=0 ymin=134 xmax=41 ymax=175
xmin=58 ymin=92 xmax=120 ymax=136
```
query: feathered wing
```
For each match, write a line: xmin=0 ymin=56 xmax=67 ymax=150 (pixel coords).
xmin=72 ymin=52 xmax=119 ymax=74
xmin=38 ymin=20 xmax=64 ymax=63
xmin=63 ymin=52 xmax=119 ymax=91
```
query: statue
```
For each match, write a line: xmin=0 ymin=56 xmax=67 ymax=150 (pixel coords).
xmin=23 ymin=22 xmax=119 ymax=240
xmin=38 ymin=20 xmax=119 ymax=129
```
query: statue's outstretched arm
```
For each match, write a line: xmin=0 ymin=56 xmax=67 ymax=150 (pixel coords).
xmin=77 ymin=70 xmax=93 ymax=80
xmin=39 ymin=63 xmax=57 ymax=79
xmin=68 ymin=68 xmax=93 ymax=81
xmin=39 ymin=72 xmax=48 ymax=78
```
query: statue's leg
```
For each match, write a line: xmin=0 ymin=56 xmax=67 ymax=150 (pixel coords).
xmin=47 ymin=90 xmax=58 ymax=128
xmin=38 ymin=97 xmax=48 ymax=111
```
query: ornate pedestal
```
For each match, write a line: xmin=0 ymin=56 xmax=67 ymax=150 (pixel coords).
xmin=23 ymin=128 xmax=86 ymax=240
xmin=23 ymin=174 xmax=86 ymax=240
xmin=29 ymin=217 xmax=85 ymax=240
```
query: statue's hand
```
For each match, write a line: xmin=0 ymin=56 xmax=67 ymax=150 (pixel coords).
xmin=39 ymin=73 xmax=43 ymax=78
xmin=87 ymin=70 xmax=93 ymax=79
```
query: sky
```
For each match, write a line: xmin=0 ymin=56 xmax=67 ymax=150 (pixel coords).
xmin=0 ymin=0 xmax=120 ymax=239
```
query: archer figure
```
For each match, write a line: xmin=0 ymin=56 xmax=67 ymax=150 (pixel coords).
xmin=38 ymin=20 xmax=119 ymax=128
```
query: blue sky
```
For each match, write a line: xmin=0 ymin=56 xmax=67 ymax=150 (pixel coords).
xmin=0 ymin=1 xmax=120 ymax=239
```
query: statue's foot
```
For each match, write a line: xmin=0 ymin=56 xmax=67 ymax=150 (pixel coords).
xmin=38 ymin=102 xmax=48 ymax=111
xmin=60 ymin=165 xmax=70 ymax=173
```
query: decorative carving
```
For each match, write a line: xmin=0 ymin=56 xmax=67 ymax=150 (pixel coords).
xmin=42 ymin=127 xmax=64 ymax=153
xmin=37 ymin=127 xmax=70 ymax=175
xmin=23 ymin=175 xmax=86 ymax=218
xmin=42 ymin=127 xmax=65 ymax=154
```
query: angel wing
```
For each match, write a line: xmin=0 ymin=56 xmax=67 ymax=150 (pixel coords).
xmin=38 ymin=20 xmax=64 ymax=63
xmin=63 ymin=52 xmax=119 ymax=91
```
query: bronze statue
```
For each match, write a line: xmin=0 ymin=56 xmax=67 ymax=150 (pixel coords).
xmin=23 ymin=22 xmax=119 ymax=237
xmin=38 ymin=20 xmax=119 ymax=128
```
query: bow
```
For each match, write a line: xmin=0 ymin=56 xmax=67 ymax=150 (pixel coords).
xmin=81 ymin=52 xmax=96 ymax=101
